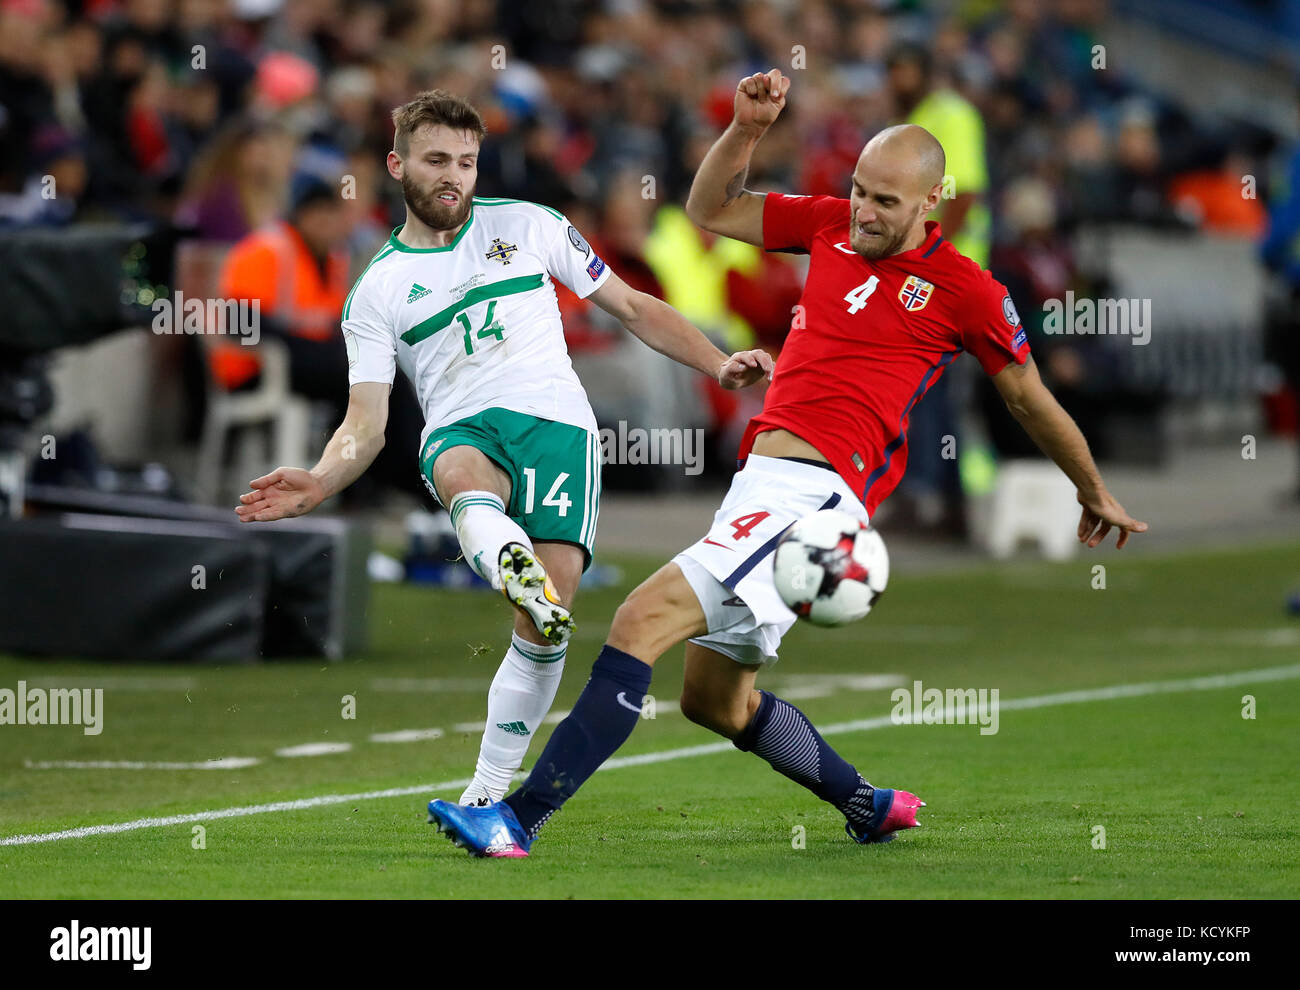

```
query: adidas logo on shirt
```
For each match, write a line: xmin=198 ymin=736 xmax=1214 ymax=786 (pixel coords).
xmin=495 ymin=720 xmax=530 ymax=736
xmin=407 ymin=282 xmax=431 ymax=303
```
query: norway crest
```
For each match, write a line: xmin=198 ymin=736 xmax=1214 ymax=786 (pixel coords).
xmin=898 ymin=274 xmax=935 ymax=312
xmin=485 ymin=238 xmax=517 ymax=265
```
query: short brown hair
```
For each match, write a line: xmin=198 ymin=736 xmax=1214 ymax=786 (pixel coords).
xmin=391 ymin=90 xmax=487 ymax=157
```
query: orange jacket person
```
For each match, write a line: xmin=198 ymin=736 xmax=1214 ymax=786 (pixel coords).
xmin=212 ymin=174 xmax=353 ymax=395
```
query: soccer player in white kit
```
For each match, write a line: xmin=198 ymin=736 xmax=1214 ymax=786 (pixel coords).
xmin=235 ymin=91 xmax=771 ymax=806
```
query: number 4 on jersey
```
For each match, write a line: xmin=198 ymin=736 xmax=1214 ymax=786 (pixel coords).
xmin=844 ymin=276 xmax=879 ymax=315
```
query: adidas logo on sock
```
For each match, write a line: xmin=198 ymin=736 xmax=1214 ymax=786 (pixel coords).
xmin=407 ymin=282 xmax=431 ymax=303
xmin=496 ymin=720 xmax=530 ymax=736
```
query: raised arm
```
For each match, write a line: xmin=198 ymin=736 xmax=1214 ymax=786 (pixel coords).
xmin=992 ymin=357 xmax=1148 ymax=548
xmin=685 ymin=68 xmax=791 ymax=246
xmin=235 ymin=380 xmax=390 ymax=522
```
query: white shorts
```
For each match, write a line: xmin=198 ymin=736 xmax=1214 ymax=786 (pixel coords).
xmin=672 ymin=454 xmax=868 ymax=666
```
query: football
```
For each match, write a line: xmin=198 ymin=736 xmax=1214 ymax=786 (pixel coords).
xmin=772 ymin=508 xmax=889 ymax=626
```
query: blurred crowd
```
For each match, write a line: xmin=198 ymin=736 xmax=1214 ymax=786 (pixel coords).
xmin=0 ymin=0 xmax=1289 ymax=510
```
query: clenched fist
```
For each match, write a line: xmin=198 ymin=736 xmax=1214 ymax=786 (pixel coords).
xmin=734 ymin=69 xmax=790 ymax=135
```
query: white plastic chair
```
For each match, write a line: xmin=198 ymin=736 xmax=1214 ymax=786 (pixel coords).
xmin=983 ymin=460 xmax=1080 ymax=560
xmin=196 ymin=338 xmax=312 ymax=505
xmin=175 ymin=241 xmax=314 ymax=505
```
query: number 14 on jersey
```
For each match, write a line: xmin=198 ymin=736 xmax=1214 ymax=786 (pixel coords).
xmin=455 ymin=299 xmax=507 ymax=355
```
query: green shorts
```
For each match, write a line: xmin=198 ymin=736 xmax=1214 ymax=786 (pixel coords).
xmin=420 ymin=407 xmax=602 ymax=569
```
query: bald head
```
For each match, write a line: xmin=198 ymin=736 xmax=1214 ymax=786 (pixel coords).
xmin=861 ymin=124 xmax=946 ymax=191
xmin=847 ymin=124 xmax=947 ymax=259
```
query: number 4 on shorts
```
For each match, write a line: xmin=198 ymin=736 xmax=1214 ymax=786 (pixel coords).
xmin=729 ymin=511 xmax=770 ymax=540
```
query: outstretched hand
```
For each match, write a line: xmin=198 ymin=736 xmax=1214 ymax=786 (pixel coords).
xmin=718 ymin=348 xmax=774 ymax=389
xmin=1077 ymin=489 xmax=1148 ymax=549
xmin=235 ymin=467 xmax=326 ymax=523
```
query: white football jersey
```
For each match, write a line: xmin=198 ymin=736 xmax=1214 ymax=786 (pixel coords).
xmin=342 ymin=197 xmax=612 ymax=446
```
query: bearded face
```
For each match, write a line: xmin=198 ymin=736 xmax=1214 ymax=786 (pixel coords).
xmin=392 ymin=123 xmax=481 ymax=233
xmin=402 ymin=170 xmax=475 ymax=231
xmin=848 ymin=200 xmax=924 ymax=259
xmin=848 ymin=128 xmax=945 ymax=260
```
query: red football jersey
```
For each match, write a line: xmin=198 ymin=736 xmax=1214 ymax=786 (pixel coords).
xmin=738 ymin=193 xmax=1030 ymax=515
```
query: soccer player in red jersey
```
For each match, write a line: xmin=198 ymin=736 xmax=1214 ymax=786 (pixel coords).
xmin=428 ymin=69 xmax=1148 ymax=857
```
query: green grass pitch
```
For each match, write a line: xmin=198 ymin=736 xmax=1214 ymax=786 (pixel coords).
xmin=1 ymin=541 xmax=1298 ymax=898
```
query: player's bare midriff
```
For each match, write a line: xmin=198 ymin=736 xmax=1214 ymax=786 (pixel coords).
xmin=750 ymin=427 xmax=831 ymax=464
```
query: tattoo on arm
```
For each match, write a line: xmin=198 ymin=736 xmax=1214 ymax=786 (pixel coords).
xmin=722 ymin=168 xmax=748 ymax=207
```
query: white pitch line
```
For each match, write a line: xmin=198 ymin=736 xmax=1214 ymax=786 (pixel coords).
xmin=453 ymin=675 xmax=904 ymax=730
xmin=1131 ymin=628 xmax=1300 ymax=647
xmin=815 ymin=662 xmax=1300 ymax=735
xmin=273 ymin=742 xmax=353 ymax=758
xmin=775 ymin=674 xmax=906 ymax=690
xmin=23 ymin=758 xmax=261 ymax=771
xmin=585 ymin=663 xmax=1300 ymax=768
xmin=368 ymin=728 xmax=444 ymax=744
xmin=988 ymin=663 xmax=1300 ymax=710
xmin=0 ymin=778 xmax=478 ymax=846
xmin=773 ymin=673 xmax=906 ymax=700
xmin=4 ymin=662 xmax=1298 ymax=847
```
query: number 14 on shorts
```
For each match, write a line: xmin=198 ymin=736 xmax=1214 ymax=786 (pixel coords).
xmin=522 ymin=467 xmax=572 ymax=517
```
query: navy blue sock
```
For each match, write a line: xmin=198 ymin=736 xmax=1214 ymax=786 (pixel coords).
xmin=734 ymin=690 xmax=877 ymax=830
xmin=504 ymin=645 xmax=652 ymax=838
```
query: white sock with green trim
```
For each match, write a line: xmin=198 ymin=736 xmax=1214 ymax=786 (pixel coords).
xmin=462 ymin=632 xmax=567 ymax=803
xmin=447 ymin=490 xmax=529 ymax=590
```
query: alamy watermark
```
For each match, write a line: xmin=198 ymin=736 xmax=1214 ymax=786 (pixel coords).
xmin=0 ymin=681 xmax=103 ymax=735
xmin=151 ymin=291 xmax=260 ymax=345
xmin=599 ymin=422 xmax=705 ymax=476
xmin=1042 ymin=292 xmax=1151 ymax=345
xmin=890 ymin=679 xmax=999 ymax=735
xmin=50 ymin=921 xmax=150 ymax=970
